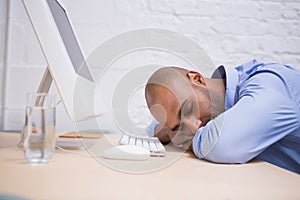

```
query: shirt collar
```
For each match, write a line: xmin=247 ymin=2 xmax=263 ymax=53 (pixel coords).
xmin=211 ymin=65 xmax=239 ymax=110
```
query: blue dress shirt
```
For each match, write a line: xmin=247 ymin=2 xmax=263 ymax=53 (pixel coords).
xmin=192 ymin=60 xmax=300 ymax=174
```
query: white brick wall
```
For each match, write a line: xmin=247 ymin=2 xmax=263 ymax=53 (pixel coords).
xmin=0 ymin=0 xmax=8 ymax=130
xmin=1 ymin=0 xmax=300 ymax=132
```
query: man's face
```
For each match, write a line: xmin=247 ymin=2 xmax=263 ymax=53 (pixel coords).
xmin=147 ymin=84 xmax=205 ymax=139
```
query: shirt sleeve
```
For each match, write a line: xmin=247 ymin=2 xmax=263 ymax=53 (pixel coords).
xmin=145 ymin=120 xmax=160 ymax=137
xmin=192 ymin=72 xmax=300 ymax=163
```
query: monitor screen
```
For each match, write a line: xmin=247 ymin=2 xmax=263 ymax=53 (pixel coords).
xmin=46 ymin=0 xmax=94 ymax=82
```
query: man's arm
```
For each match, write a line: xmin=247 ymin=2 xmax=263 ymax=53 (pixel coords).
xmin=146 ymin=120 xmax=178 ymax=144
xmin=193 ymin=73 xmax=299 ymax=163
xmin=154 ymin=124 xmax=174 ymax=144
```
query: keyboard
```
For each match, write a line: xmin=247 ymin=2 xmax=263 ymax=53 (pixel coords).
xmin=119 ymin=134 xmax=166 ymax=157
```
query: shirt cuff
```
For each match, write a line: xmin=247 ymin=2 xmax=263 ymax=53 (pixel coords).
xmin=192 ymin=127 xmax=204 ymax=159
xmin=145 ymin=120 xmax=160 ymax=137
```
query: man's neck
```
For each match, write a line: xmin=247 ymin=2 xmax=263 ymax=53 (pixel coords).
xmin=206 ymin=78 xmax=226 ymax=118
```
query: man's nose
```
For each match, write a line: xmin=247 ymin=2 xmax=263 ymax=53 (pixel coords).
xmin=180 ymin=117 xmax=202 ymax=136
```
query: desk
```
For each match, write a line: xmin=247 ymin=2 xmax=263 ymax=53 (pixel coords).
xmin=0 ymin=132 xmax=299 ymax=200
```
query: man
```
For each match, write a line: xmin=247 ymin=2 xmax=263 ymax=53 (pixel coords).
xmin=145 ymin=60 xmax=300 ymax=174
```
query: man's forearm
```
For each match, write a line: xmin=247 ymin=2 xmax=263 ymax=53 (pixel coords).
xmin=154 ymin=125 xmax=172 ymax=144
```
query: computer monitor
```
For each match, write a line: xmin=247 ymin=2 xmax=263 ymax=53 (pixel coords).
xmin=22 ymin=0 xmax=215 ymax=134
xmin=22 ymin=0 xmax=101 ymax=121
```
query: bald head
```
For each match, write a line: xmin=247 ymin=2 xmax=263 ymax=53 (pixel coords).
xmin=145 ymin=66 xmax=226 ymax=141
xmin=145 ymin=67 xmax=203 ymax=129
xmin=145 ymin=67 xmax=193 ymax=104
xmin=147 ymin=67 xmax=189 ymax=87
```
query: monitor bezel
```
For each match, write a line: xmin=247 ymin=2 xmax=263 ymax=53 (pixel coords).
xmin=22 ymin=0 xmax=97 ymax=121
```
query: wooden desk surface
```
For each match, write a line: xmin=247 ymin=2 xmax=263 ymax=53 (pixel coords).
xmin=0 ymin=132 xmax=299 ymax=200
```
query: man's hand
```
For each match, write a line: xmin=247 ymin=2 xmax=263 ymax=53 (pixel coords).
xmin=154 ymin=124 xmax=174 ymax=144
xmin=154 ymin=123 xmax=199 ymax=151
xmin=171 ymin=130 xmax=194 ymax=151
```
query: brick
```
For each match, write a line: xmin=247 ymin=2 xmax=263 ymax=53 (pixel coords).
xmin=173 ymin=17 xmax=212 ymax=36
xmin=3 ymin=108 xmax=24 ymax=131
xmin=281 ymin=21 xmax=300 ymax=37
xmin=259 ymin=2 xmax=283 ymax=19
xmin=222 ymin=36 xmax=260 ymax=54
xmin=7 ymin=22 xmax=26 ymax=66
xmin=215 ymin=1 xmax=261 ymax=19
xmin=0 ymin=20 xmax=6 ymax=65
xmin=67 ymin=0 xmax=112 ymax=23
xmin=2 ymin=0 xmax=300 ymax=131
xmin=211 ymin=18 xmax=258 ymax=35
xmin=235 ymin=2 xmax=261 ymax=18
xmin=10 ymin=0 xmax=27 ymax=20
xmin=0 ymin=0 xmax=7 ymax=19
xmin=197 ymin=1 xmax=220 ymax=17
xmin=282 ymin=2 xmax=300 ymax=19
xmin=257 ymin=37 xmax=282 ymax=54
xmin=8 ymin=19 xmax=45 ymax=67
xmin=149 ymin=0 xmax=173 ymax=14
xmin=279 ymin=54 xmax=300 ymax=69
xmin=258 ymin=37 xmax=300 ymax=55
xmin=276 ymin=38 xmax=300 ymax=54
xmin=0 ymin=0 xmax=7 ymax=66
xmin=168 ymin=0 xmax=198 ymax=15
xmin=5 ymin=67 xmax=45 ymax=107
xmin=259 ymin=20 xmax=288 ymax=36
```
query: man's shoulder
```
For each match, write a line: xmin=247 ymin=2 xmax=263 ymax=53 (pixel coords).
xmin=235 ymin=60 xmax=299 ymax=84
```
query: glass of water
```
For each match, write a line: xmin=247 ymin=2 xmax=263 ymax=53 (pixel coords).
xmin=23 ymin=93 xmax=56 ymax=164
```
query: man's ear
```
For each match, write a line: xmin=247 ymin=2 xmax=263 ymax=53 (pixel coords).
xmin=187 ymin=71 xmax=206 ymax=86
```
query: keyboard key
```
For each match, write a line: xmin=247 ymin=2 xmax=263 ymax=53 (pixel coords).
xmin=119 ymin=134 xmax=130 ymax=145
xmin=129 ymin=137 xmax=136 ymax=145
xmin=142 ymin=139 xmax=150 ymax=150
xmin=119 ymin=134 xmax=166 ymax=157
xmin=155 ymin=141 xmax=165 ymax=152
xmin=149 ymin=141 xmax=158 ymax=152
xmin=136 ymin=138 xmax=143 ymax=147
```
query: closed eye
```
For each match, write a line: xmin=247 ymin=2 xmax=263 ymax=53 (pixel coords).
xmin=182 ymin=98 xmax=193 ymax=117
xmin=171 ymin=124 xmax=180 ymax=131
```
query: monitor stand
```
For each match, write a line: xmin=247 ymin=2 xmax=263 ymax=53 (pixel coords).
xmin=17 ymin=67 xmax=53 ymax=148
xmin=36 ymin=67 xmax=53 ymax=95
